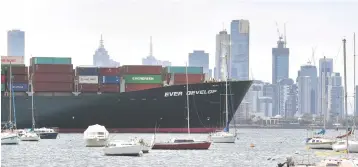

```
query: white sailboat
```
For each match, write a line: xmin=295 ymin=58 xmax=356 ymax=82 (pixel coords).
xmin=20 ymin=78 xmax=40 ymax=141
xmin=332 ymin=34 xmax=358 ymax=153
xmin=306 ymin=57 xmax=335 ymax=149
xmin=211 ymin=42 xmax=236 ymax=143
xmin=1 ymin=63 xmax=20 ymax=145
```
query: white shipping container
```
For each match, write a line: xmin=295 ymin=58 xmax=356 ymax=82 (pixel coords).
xmin=78 ymin=76 xmax=98 ymax=84
xmin=1 ymin=56 xmax=25 ymax=65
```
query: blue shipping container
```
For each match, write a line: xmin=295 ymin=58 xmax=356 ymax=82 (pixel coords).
xmin=11 ymin=83 xmax=28 ymax=92
xmin=101 ymin=76 xmax=120 ymax=84
xmin=76 ymin=67 xmax=99 ymax=76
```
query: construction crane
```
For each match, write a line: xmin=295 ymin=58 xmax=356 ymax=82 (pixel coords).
xmin=307 ymin=47 xmax=317 ymax=66
xmin=275 ymin=21 xmax=288 ymax=47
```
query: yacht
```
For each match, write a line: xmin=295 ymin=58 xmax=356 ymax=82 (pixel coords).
xmin=34 ymin=127 xmax=58 ymax=139
xmin=19 ymin=129 xmax=40 ymax=141
xmin=84 ymin=124 xmax=109 ymax=147
xmin=104 ymin=140 xmax=143 ymax=156
xmin=306 ymin=137 xmax=335 ymax=149
xmin=1 ymin=131 xmax=19 ymax=145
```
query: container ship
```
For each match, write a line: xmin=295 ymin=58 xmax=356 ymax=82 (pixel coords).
xmin=1 ymin=56 xmax=252 ymax=133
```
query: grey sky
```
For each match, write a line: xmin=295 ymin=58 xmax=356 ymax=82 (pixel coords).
xmin=0 ymin=0 xmax=358 ymax=107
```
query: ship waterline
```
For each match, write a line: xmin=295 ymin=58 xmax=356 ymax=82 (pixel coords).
xmin=1 ymin=81 xmax=252 ymax=133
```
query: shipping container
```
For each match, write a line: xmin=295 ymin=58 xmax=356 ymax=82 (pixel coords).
xmin=123 ymin=74 xmax=162 ymax=84
xmin=1 ymin=83 xmax=4 ymax=91
xmin=1 ymin=64 xmax=26 ymax=73
xmin=1 ymin=75 xmax=4 ymax=83
xmin=4 ymin=66 xmax=27 ymax=75
xmin=99 ymin=67 xmax=120 ymax=76
xmin=125 ymin=83 xmax=162 ymax=92
xmin=121 ymin=65 xmax=162 ymax=75
xmin=101 ymin=76 xmax=120 ymax=84
xmin=78 ymin=76 xmax=98 ymax=84
xmin=33 ymin=73 xmax=73 ymax=83
xmin=33 ymin=82 xmax=73 ymax=92
xmin=9 ymin=74 xmax=28 ymax=83
xmin=1 ymin=56 xmax=25 ymax=65
xmin=164 ymin=66 xmax=203 ymax=74
xmin=30 ymin=57 xmax=72 ymax=65
xmin=76 ymin=67 xmax=99 ymax=76
xmin=31 ymin=64 xmax=73 ymax=73
xmin=100 ymin=84 xmax=120 ymax=92
xmin=172 ymin=74 xmax=205 ymax=83
xmin=11 ymin=83 xmax=28 ymax=92
xmin=78 ymin=84 xmax=99 ymax=92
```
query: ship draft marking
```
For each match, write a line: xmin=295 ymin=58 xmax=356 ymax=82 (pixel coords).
xmin=164 ymin=90 xmax=217 ymax=97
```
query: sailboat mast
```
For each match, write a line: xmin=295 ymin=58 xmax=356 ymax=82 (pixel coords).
xmin=354 ymin=33 xmax=356 ymax=130
xmin=225 ymin=52 xmax=229 ymax=129
xmin=31 ymin=74 xmax=35 ymax=129
xmin=186 ymin=62 xmax=190 ymax=135
xmin=343 ymin=38 xmax=349 ymax=153
xmin=9 ymin=62 xmax=12 ymax=124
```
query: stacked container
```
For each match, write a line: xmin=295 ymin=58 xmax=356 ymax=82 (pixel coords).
xmin=1 ymin=56 xmax=26 ymax=92
xmin=99 ymin=67 xmax=120 ymax=93
xmin=163 ymin=66 xmax=205 ymax=85
xmin=121 ymin=65 xmax=163 ymax=92
xmin=76 ymin=66 xmax=99 ymax=92
xmin=30 ymin=57 xmax=74 ymax=92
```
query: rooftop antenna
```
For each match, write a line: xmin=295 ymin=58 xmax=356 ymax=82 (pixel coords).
xmin=222 ymin=22 xmax=225 ymax=31
xmin=99 ymin=34 xmax=104 ymax=48
xmin=149 ymin=36 xmax=153 ymax=57
xmin=284 ymin=22 xmax=287 ymax=48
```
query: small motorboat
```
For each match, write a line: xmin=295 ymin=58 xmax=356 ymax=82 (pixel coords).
xmin=34 ymin=127 xmax=58 ymax=139
xmin=104 ymin=140 xmax=143 ymax=156
xmin=84 ymin=124 xmax=109 ymax=147
xmin=210 ymin=131 xmax=236 ymax=143
xmin=130 ymin=137 xmax=152 ymax=153
xmin=20 ymin=130 xmax=40 ymax=141
xmin=152 ymin=138 xmax=211 ymax=150
xmin=1 ymin=131 xmax=20 ymax=145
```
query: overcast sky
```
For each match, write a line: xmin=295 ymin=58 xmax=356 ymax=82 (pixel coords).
xmin=1 ymin=0 xmax=358 ymax=111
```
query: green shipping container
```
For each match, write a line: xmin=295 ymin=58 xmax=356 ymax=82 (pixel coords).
xmin=1 ymin=84 xmax=4 ymax=91
xmin=32 ymin=57 xmax=72 ymax=65
xmin=123 ymin=74 xmax=162 ymax=84
xmin=165 ymin=66 xmax=203 ymax=74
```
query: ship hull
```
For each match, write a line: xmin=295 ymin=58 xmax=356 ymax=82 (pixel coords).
xmin=1 ymin=81 xmax=252 ymax=133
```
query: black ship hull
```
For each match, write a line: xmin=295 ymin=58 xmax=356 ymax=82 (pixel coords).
xmin=1 ymin=81 xmax=252 ymax=133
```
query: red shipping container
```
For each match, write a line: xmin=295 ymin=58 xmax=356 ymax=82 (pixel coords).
xmin=5 ymin=66 xmax=27 ymax=75
xmin=172 ymin=74 xmax=204 ymax=83
xmin=31 ymin=64 xmax=73 ymax=74
xmin=10 ymin=75 xmax=28 ymax=83
xmin=99 ymin=67 xmax=120 ymax=76
xmin=78 ymin=84 xmax=99 ymax=92
xmin=125 ymin=83 xmax=162 ymax=92
xmin=1 ymin=75 xmax=5 ymax=83
xmin=100 ymin=84 xmax=119 ymax=92
xmin=33 ymin=82 xmax=73 ymax=92
xmin=121 ymin=65 xmax=162 ymax=75
xmin=33 ymin=73 xmax=73 ymax=83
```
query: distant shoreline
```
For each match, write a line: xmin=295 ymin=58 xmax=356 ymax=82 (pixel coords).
xmin=231 ymin=125 xmax=347 ymax=130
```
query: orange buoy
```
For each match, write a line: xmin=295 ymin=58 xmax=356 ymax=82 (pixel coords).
xmin=250 ymin=143 xmax=255 ymax=148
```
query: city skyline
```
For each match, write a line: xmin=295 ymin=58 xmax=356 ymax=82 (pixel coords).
xmin=1 ymin=0 xmax=357 ymax=112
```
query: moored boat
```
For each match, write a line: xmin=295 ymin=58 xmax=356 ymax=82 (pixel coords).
xmin=104 ymin=140 xmax=143 ymax=156
xmin=84 ymin=124 xmax=109 ymax=147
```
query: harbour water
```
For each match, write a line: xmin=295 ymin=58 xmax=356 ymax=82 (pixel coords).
xmin=2 ymin=129 xmax=355 ymax=167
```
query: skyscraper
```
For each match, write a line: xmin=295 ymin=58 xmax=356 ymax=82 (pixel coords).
xmin=93 ymin=35 xmax=120 ymax=67
xmin=188 ymin=50 xmax=209 ymax=79
xmin=272 ymin=37 xmax=289 ymax=84
xmin=297 ymin=64 xmax=318 ymax=115
xmin=215 ymin=30 xmax=230 ymax=81
xmin=142 ymin=36 xmax=171 ymax=67
xmin=230 ymin=19 xmax=250 ymax=80
xmin=327 ymin=72 xmax=344 ymax=121
xmin=7 ymin=30 xmax=25 ymax=57
xmin=318 ymin=57 xmax=334 ymax=116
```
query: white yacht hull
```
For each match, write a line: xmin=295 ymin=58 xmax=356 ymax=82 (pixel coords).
xmin=20 ymin=132 xmax=40 ymax=141
xmin=85 ymin=138 xmax=109 ymax=147
xmin=104 ymin=145 xmax=143 ymax=156
xmin=1 ymin=134 xmax=19 ymax=145
xmin=140 ymin=145 xmax=151 ymax=153
xmin=211 ymin=136 xmax=236 ymax=143
xmin=332 ymin=140 xmax=358 ymax=153
xmin=306 ymin=142 xmax=333 ymax=149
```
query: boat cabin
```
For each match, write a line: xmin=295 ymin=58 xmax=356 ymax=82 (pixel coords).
xmin=171 ymin=138 xmax=195 ymax=143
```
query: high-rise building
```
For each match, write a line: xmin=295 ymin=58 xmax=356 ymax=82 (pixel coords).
xmin=188 ymin=50 xmax=209 ymax=79
xmin=356 ymin=85 xmax=358 ymax=116
xmin=297 ymin=64 xmax=318 ymax=115
xmin=230 ymin=19 xmax=250 ymax=80
xmin=318 ymin=57 xmax=334 ymax=117
xmin=272 ymin=37 xmax=289 ymax=84
xmin=327 ymin=72 xmax=344 ymax=121
xmin=142 ymin=36 xmax=171 ymax=67
xmin=277 ymin=78 xmax=296 ymax=117
xmin=93 ymin=35 xmax=120 ymax=67
xmin=7 ymin=30 xmax=25 ymax=57
xmin=215 ymin=30 xmax=230 ymax=81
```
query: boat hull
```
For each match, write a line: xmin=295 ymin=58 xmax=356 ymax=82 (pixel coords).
xmin=38 ymin=132 xmax=58 ymax=139
xmin=152 ymin=141 xmax=211 ymax=150
xmin=1 ymin=81 xmax=252 ymax=133
xmin=332 ymin=140 xmax=358 ymax=153
xmin=211 ymin=135 xmax=236 ymax=143
xmin=306 ymin=142 xmax=334 ymax=149
xmin=1 ymin=134 xmax=19 ymax=145
xmin=85 ymin=138 xmax=109 ymax=147
xmin=104 ymin=145 xmax=143 ymax=156
xmin=20 ymin=132 xmax=40 ymax=141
